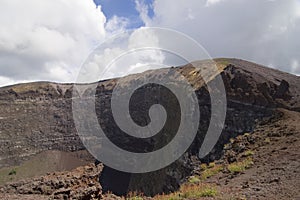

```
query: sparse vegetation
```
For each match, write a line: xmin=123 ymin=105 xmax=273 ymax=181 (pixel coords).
xmin=224 ymin=143 xmax=232 ymax=150
xmin=228 ymin=158 xmax=254 ymax=173
xmin=200 ymin=163 xmax=207 ymax=170
xmin=150 ymin=163 xmax=222 ymax=199
xmin=243 ymin=150 xmax=254 ymax=157
xmin=243 ymin=133 xmax=250 ymax=137
xmin=201 ymin=165 xmax=223 ymax=180
xmin=188 ymin=176 xmax=201 ymax=184
xmin=126 ymin=196 xmax=144 ymax=200
xmin=199 ymin=188 xmax=218 ymax=197
xmin=264 ymin=137 xmax=271 ymax=144
xmin=208 ymin=162 xmax=216 ymax=168
xmin=216 ymin=59 xmax=230 ymax=67
xmin=153 ymin=184 xmax=218 ymax=200
xmin=126 ymin=192 xmax=144 ymax=200
xmin=181 ymin=184 xmax=217 ymax=198
xmin=8 ymin=169 xmax=17 ymax=176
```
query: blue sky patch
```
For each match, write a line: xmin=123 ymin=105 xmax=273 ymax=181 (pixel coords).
xmin=94 ymin=0 xmax=154 ymax=28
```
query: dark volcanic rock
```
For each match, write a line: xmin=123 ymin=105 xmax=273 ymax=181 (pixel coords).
xmin=0 ymin=58 xmax=299 ymax=196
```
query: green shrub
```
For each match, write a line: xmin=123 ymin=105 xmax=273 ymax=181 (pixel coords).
xmin=8 ymin=169 xmax=17 ymax=176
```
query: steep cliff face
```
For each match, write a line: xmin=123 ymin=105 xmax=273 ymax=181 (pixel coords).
xmin=0 ymin=83 xmax=83 ymax=167
xmin=0 ymin=58 xmax=299 ymax=196
xmin=98 ymin=59 xmax=300 ymax=195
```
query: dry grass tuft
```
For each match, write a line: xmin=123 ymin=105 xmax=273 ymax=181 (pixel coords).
xmin=153 ymin=183 xmax=218 ymax=200
xmin=227 ymin=158 xmax=254 ymax=173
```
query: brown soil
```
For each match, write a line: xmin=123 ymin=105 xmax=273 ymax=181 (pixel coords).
xmin=202 ymin=108 xmax=300 ymax=199
xmin=0 ymin=150 xmax=93 ymax=185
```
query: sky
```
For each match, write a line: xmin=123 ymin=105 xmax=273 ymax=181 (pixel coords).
xmin=93 ymin=0 xmax=154 ymax=28
xmin=0 ymin=0 xmax=299 ymax=86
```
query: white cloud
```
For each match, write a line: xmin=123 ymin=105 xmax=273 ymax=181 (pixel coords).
xmin=135 ymin=0 xmax=152 ymax=25
xmin=105 ymin=16 xmax=130 ymax=35
xmin=291 ymin=59 xmax=300 ymax=75
xmin=0 ymin=0 xmax=106 ymax=86
xmin=1 ymin=0 xmax=299 ymax=87
xmin=137 ymin=0 xmax=300 ymax=75
xmin=78 ymin=28 xmax=166 ymax=83
xmin=296 ymin=0 xmax=300 ymax=18
xmin=0 ymin=76 xmax=15 ymax=87
xmin=205 ymin=0 xmax=225 ymax=7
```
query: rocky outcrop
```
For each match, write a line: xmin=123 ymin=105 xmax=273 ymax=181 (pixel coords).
xmin=0 ymin=164 xmax=102 ymax=199
xmin=97 ymin=59 xmax=300 ymax=196
xmin=0 ymin=58 xmax=299 ymax=196
xmin=0 ymin=83 xmax=84 ymax=167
